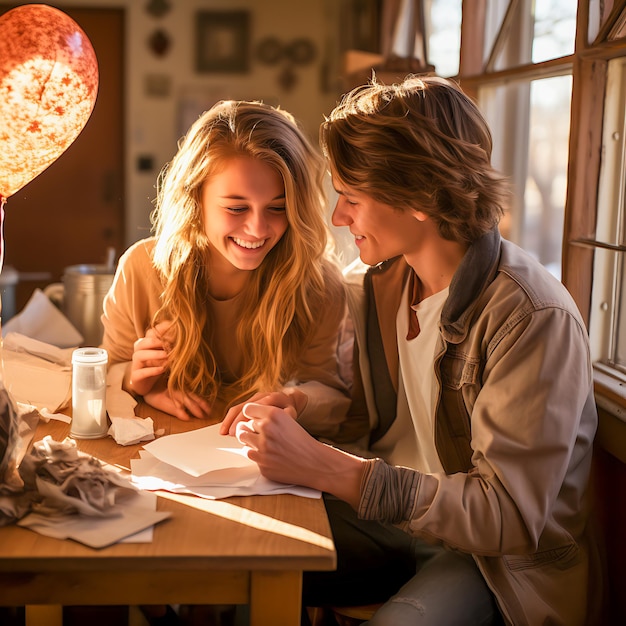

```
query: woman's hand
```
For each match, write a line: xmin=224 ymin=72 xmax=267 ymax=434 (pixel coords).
xmin=144 ymin=378 xmax=213 ymax=421
xmin=220 ymin=389 xmax=307 ymax=436
xmin=128 ymin=322 xmax=171 ymax=397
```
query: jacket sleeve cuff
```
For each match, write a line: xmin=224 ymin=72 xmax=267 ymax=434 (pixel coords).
xmin=358 ymin=458 xmax=420 ymax=524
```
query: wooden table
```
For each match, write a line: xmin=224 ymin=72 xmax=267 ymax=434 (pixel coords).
xmin=0 ymin=403 xmax=336 ymax=625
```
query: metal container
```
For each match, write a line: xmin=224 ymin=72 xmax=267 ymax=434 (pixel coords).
xmin=0 ymin=265 xmax=19 ymax=323
xmin=46 ymin=264 xmax=115 ymax=347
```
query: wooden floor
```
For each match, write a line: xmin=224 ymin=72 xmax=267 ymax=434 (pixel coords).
xmin=0 ymin=606 xmax=127 ymax=626
xmin=0 ymin=605 xmax=241 ymax=626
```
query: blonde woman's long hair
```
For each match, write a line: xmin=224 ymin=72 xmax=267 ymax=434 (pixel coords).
xmin=150 ymin=100 xmax=340 ymax=406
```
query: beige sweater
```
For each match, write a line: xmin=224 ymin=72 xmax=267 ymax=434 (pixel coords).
xmin=101 ymin=238 xmax=355 ymax=439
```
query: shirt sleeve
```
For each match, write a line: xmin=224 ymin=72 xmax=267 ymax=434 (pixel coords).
xmin=101 ymin=239 xmax=163 ymax=364
xmin=284 ymin=269 xmax=366 ymax=443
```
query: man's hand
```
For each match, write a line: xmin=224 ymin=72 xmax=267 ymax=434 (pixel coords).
xmin=220 ymin=389 xmax=307 ymax=436
xmin=233 ymin=401 xmax=366 ymax=509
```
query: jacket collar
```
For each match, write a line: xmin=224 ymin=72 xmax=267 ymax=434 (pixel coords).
xmin=442 ymin=227 xmax=502 ymax=340
xmin=365 ymin=227 xmax=502 ymax=385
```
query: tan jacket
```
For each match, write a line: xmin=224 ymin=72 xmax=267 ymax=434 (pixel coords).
xmin=345 ymin=228 xmax=600 ymax=625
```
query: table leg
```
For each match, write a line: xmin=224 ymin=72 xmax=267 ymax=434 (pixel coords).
xmin=250 ymin=570 xmax=302 ymax=626
xmin=25 ymin=605 xmax=62 ymax=626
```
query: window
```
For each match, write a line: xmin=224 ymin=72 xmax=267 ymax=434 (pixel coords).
xmin=462 ymin=0 xmax=577 ymax=276
xmin=456 ymin=0 xmax=626 ymax=411
xmin=335 ymin=1 xmax=626 ymax=407
xmin=480 ymin=75 xmax=572 ymax=277
xmin=590 ymin=58 xmax=626 ymax=371
xmin=425 ymin=0 xmax=462 ymax=77
xmin=532 ymin=0 xmax=577 ymax=63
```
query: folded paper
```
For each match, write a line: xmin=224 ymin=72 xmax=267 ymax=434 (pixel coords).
xmin=142 ymin=423 xmax=253 ymax=477
xmin=2 ymin=332 xmax=72 ymax=413
xmin=134 ymin=424 xmax=320 ymax=499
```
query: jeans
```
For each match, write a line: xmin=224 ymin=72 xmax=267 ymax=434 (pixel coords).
xmin=365 ymin=549 xmax=499 ymax=625
xmin=304 ymin=495 xmax=500 ymax=625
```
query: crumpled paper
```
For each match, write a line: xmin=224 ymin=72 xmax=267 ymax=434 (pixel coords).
xmin=18 ymin=435 xmax=139 ymax=516
xmin=10 ymin=435 xmax=171 ymax=548
xmin=108 ymin=416 xmax=158 ymax=446
xmin=0 ymin=384 xmax=40 ymax=525
xmin=106 ymin=363 xmax=163 ymax=445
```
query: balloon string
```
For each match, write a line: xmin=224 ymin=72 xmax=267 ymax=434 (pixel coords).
xmin=0 ymin=195 xmax=4 ymax=381
xmin=0 ymin=194 xmax=5 ymax=274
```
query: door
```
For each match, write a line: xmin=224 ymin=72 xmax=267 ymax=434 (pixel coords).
xmin=1 ymin=7 xmax=125 ymax=312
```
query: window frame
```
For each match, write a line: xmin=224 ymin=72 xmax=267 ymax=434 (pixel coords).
xmin=457 ymin=0 xmax=626 ymax=417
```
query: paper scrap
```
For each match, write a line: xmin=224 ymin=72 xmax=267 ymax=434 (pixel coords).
xmin=17 ymin=489 xmax=171 ymax=548
xmin=106 ymin=362 xmax=138 ymax=418
xmin=2 ymin=289 xmax=83 ymax=348
xmin=2 ymin=343 xmax=72 ymax=413
xmin=108 ymin=416 xmax=155 ymax=446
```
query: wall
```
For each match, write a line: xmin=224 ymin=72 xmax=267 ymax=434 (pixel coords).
xmin=0 ymin=0 xmax=344 ymax=249
xmin=593 ymin=407 xmax=626 ymax=624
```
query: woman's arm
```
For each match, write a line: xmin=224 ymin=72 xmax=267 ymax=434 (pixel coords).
xmin=101 ymin=239 xmax=162 ymax=363
xmin=285 ymin=277 xmax=370 ymax=442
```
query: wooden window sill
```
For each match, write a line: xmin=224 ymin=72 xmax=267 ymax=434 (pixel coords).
xmin=594 ymin=365 xmax=626 ymax=463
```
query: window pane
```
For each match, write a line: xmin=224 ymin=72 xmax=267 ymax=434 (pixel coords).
xmin=613 ymin=254 xmax=626 ymax=369
xmin=485 ymin=0 xmax=522 ymax=70
xmin=523 ymin=75 xmax=572 ymax=277
xmin=532 ymin=0 xmax=577 ymax=63
xmin=589 ymin=246 xmax=615 ymax=365
xmin=595 ymin=59 xmax=626 ymax=247
xmin=484 ymin=0 xmax=576 ymax=71
xmin=426 ymin=0 xmax=461 ymax=77
xmin=590 ymin=58 xmax=626 ymax=370
xmin=480 ymin=75 xmax=571 ymax=277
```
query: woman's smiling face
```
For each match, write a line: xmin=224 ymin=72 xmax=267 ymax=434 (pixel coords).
xmin=201 ymin=156 xmax=288 ymax=276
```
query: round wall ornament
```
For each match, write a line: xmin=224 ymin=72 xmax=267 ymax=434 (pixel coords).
xmin=285 ymin=38 xmax=316 ymax=65
xmin=255 ymin=37 xmax=283 ymax=65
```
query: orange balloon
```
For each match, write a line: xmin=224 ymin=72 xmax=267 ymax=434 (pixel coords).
xmin=0 ymin=4 xmax=99 ymax=200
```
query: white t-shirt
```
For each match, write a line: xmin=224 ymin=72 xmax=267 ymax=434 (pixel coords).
xmin=370 ymin=277 xmax=448 ymax=472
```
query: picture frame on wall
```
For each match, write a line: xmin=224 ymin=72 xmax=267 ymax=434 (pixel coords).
xmin=195 ymin=10 xmax=250 ymax=73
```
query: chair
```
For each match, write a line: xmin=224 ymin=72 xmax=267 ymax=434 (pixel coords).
xmin=307 ymin=603 xmax=383 ymax=626
xmin=332 ymin=604 xmax=383 ymax=625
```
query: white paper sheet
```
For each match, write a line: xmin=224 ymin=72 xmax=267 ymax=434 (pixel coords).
xmin=106 ymin=362 xmax=138 ymax=418
xmin=1 ymin=335 xmax=72 ymax=412
xmin=142 ymin=423 xmax=254 ymax=477
xmin=2 ymin=288 xmax=83 ymax=347
xmin=131 ymin=451 xmax=320 ymax=500
xmin=134 ymin=424 xmax=321 ymax=499
xmin=105 ymin=362 xmax=163 ymax=445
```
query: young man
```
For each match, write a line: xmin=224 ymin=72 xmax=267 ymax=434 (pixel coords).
xmin=223 ymin=76 xmax=600 ymax=625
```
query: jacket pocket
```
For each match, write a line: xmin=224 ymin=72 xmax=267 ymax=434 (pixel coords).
xmin=504 ymin=543 xmax=580 ymax=572
xmin=439 ymin=352 xmax=481 ymax=390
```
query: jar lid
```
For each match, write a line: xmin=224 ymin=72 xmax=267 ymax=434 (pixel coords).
xmin=72 ymin=347 xmax=108 ymax=364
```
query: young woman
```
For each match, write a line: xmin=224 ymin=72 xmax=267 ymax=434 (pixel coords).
xmin=101 ymin=100 xmax=354 ymax=439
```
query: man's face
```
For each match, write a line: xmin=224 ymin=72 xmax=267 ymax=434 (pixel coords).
xmin=331 ymin=177 xmax=424 ymax=266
